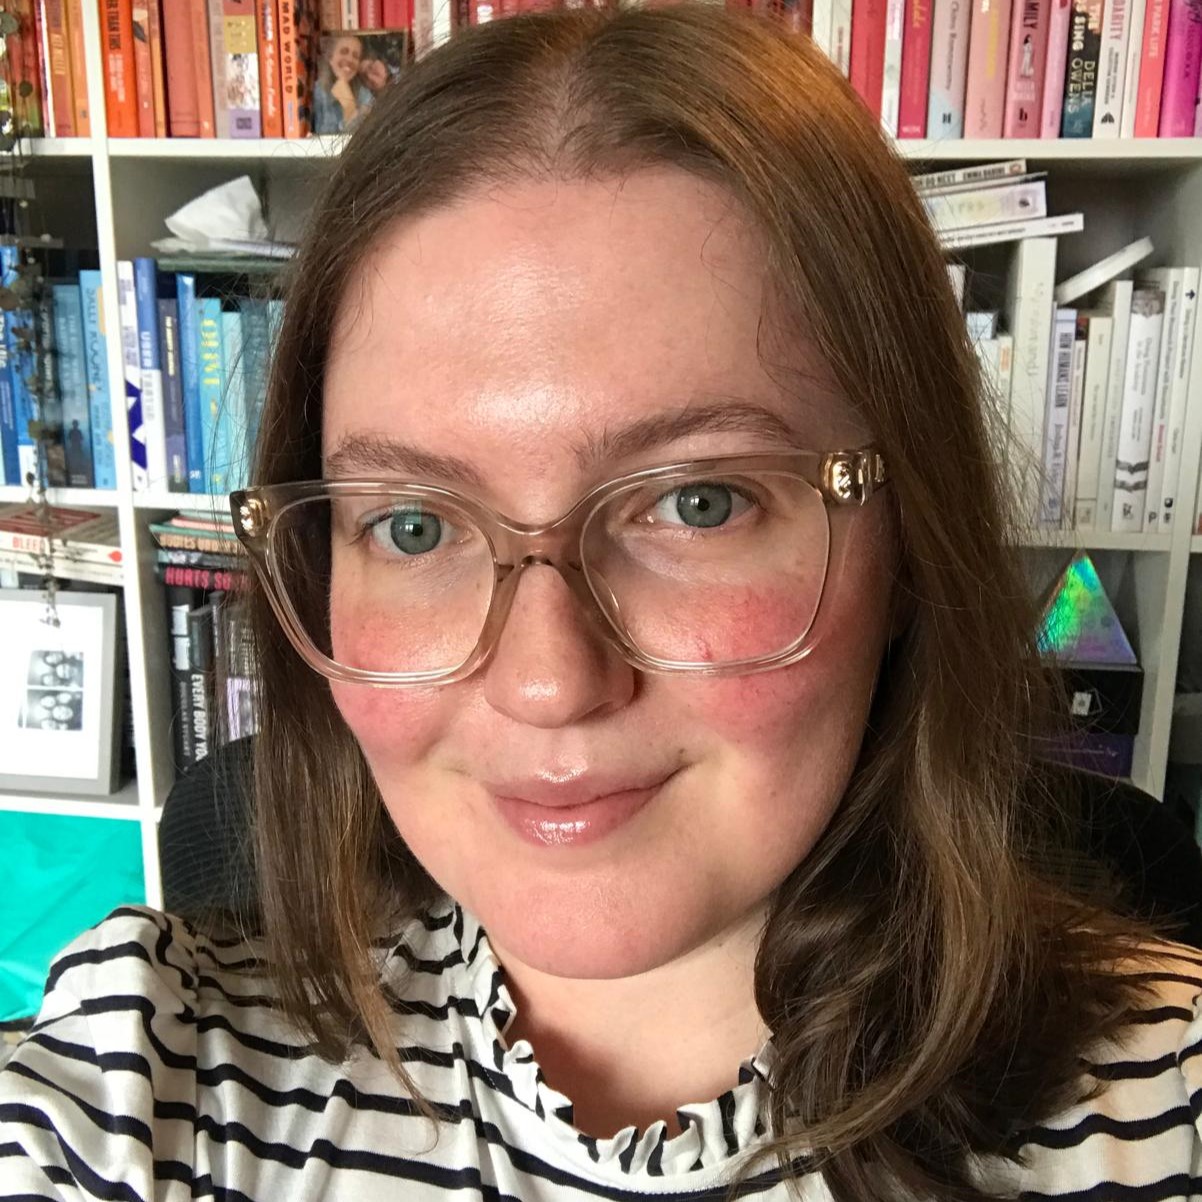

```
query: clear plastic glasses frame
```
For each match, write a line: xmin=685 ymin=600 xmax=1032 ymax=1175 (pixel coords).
xmin=230 ymin=447 xmax=888 ymax=687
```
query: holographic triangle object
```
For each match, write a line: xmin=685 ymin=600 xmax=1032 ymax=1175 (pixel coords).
xmin=1036 ymin=551 xmax=1138 ymax=665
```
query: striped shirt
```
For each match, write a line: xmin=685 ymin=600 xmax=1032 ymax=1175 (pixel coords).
xmin=2 ymin=897 xmax=1202 ymax=1200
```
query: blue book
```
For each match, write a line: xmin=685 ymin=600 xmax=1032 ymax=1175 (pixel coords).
xmin=52 ymin=283 xmax=94 ymax=488
xmin=0 ymin=310 xmax=18 ymax=485
xmin=133 ymin=257 xmax=166 ymax=489
xmin=79 ymin=271 xmax=116 ymax=491
xmin=176 ymin=274 xmax=206 ymax=493
xmin=1 ymin=244 xmax=37 ymax=485
xmin=156 ymin=298 xmax=188 ymax=491
xmin=237 ymin=299 xmax=271 ymax=491
xmin=221 ymin=310 xmax=247 ymax=493
xmin=197 ymin=297 xmax=229 ymax=496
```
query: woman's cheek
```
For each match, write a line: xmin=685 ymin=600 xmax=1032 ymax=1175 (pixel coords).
xmin=330 ymin=680 xmax=448 ymax=769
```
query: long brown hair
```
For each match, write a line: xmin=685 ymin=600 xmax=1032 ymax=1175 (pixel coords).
xmin=240 ymin=6 xmax=1152 ymax=1199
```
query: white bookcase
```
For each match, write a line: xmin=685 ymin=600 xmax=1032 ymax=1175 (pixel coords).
xmin=1 ymin=0 xmax=1200 ymax=911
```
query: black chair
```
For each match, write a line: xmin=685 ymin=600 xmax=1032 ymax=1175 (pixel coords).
xmin=158 ymin=741 xmax=1202 ymax=949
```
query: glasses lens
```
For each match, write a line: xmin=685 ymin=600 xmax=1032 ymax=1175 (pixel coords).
xmin=582 ymin=471 xmax=829 ymax=667
xmin=268 ymin=492 xmax=495 ymax=675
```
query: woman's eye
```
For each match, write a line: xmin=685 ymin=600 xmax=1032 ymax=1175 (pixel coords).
xmin=364 ymin=507 xmax=452 ymax=556
xmin=649 ymin=483 xmax=752 ymax=529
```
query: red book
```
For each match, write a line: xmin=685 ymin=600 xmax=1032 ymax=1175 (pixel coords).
xmin=898 ymin=0 xmax=934 ymax=135
xmin=277 ymin=0 xmax=319 ymax=136
xmin=100 ymin=0 xmax=139 ymax=136
xmin=147 ymin=0 xmax=168 ymax=135
xmin=358 ymin=0 xmax=380 ymax=23
xmin=851 ymin=0 xmax=889 ymax=116
xmin=257 ymin=0 xmax=283 ymax=136
xmin=162 ymin=0 xmax=200 ymax=133
xmin=1002 ymin=0 xmax=1052 ymax=135
xmin=65 ymin=0 xmax=91 ymax=133
xmin=1134 ymin=0 xmax=1170 ymax=133
xmin=130 ymin=0 xmax=155 ymax=134
xmin=189 ymin=0 xmax=217 ymax=135
xmin=381 ymin=0 xmax=406 ymax=23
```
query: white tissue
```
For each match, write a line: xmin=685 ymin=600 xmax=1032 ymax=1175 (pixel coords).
xmin=151 ymin=175 xmax=294 ymax=258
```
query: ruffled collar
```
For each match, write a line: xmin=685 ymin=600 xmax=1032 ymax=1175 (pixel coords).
xmin=442 ymin=895 xmax=781 ymax=1179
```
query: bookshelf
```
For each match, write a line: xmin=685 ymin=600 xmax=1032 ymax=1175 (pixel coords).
xmin=2 ymin=2 xmax=1201 ymax=913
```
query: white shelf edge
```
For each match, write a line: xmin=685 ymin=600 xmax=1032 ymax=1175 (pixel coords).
xmin=0 ymin=779 xmax=142 ymax=821
xmin=132 ymin=490 xmax=229 ymax=512
xmin=898 ymin=137 xmax=1202 ymax=161
xmin=1016 ymin=529 xmax=1174 ymax=551
xmin=14 ymin=136 xmax=94 ymax=158
xmin=0 ymin=485 xmax=121 ymax=507
xmin=105 ymin=136 xmax=348 ymax=160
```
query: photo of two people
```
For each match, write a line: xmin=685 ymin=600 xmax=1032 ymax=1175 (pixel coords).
xmin=312 ymin=30 xmax=412 ymax=134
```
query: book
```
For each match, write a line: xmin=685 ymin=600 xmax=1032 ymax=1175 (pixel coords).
xmin=0 ymin=503 xmax=123 ymax=568
xmin=898 ymin=0 xmax=934 ymax=135
xmin=131 ymin=0 xmax=156 ymax=135
xmin=922 ymin=176 xmax=1047 ymax=231
xmin=51 ymin=283 xmax=93 ymax=490
xmin=965 ymin=0 xmax=1015 ymax=136
xmin=223 ymin=0 xmax=262 ymax=137
xmin=1071 ymin=313 xmax=1113 ymax=529
xmin=207 ymin=0 xmax=229 ymax=136
xmin=115 ymin=260 xmax=147 ymax=489
xmin=1111 ymin=284 xmax=1165 ymax=533
xmin=1093 ymin=279 xmax=1134 ymax=532
xmin=1040 ymin=306 xmax=1078 ymax=525
xmin=79 ymin=270 xmax=116 ymax=491
xmin=176 ymin=274 xmax=206 ymax=492
xmin=1093 ymin=0 xmax=1133 ymax=132
xmin=927 ymin=0 xmax=971 ymax=135
xmin=146 ymin=0 xmax=169 ymax=135
xmin=155 ymin=561 xmax=249 ymax=590
xmin=157 ymin=297 xmax=189 ymax=492
xmin=1133 ymin=0 xmax=1170 ymax=133
xmin=277 ymin=0 xmax=320 ymax=137
xmin=133 ymin=258 xmax=167 ymax=490
xmin=850 ymin=0 xmax=888 ymax=118
xmin=1157 ymin=0 xmax=1202 ymax=134
xmin=187 ymin=599 xmax=215 ymax=763
xmin=830 ymin=0 xmax=854 ymax=72
xmin=1135 ymin=267 xmax=1184 ymax=531
xmin=33 ymin=277 xmax=68 ymax=489
xmin=881 ymin=0 xmax=907 ymax=133
xmin=1157 ymin=266 xmax=1197 ymax=532
xmin=1042 ymin=0 xmax=1075 ymax=132
xmin=166 ymin=584 xmax=200 ymax=771
xmin=911 ymin=158 xmax=1027 ymax=190
xmin=65 ymin=0 xmax=90 ymax=133
xmin=0 ymin=245 xmax=38 ymax=487
xmin=197 ymin=296 xmax=229 ymax=495
xmin=221 ymin=309 xmax=248 ymax=491
xmin=1062 ymin=318 xmax=1088 ymax=528
xmin=150 ymin=520 xmax=240 ymax=553
xmin=938 ymin=210 xmax=1083 ymax=251
xmin=162 ymin=0 xmax=201 ymax=135
xmin=1003 ymin=0 xmax=1052 ymax=136
xmin=1060 ymin=0 xmax=1106 ymax=135
xmin=42 ymin=0 xmax=74 ymax=136
xmin=1005 ymin=237 xmax=1058 ymax=522
xmin=257 ymin=0 xmax=283 ymax=136
xmin=0 ymin=310 xmax=18 ymax=487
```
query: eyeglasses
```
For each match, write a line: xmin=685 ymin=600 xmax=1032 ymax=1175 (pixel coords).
xmin=230 ymin=448 xmax=888 ymax=687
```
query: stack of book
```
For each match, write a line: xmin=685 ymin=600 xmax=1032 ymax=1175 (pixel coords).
xmin=0 ymin=502 xmax=123 ymax=584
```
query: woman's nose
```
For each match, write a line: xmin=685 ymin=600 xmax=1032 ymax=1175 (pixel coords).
xmin=482 ymin=564 xmax=636 ymax=728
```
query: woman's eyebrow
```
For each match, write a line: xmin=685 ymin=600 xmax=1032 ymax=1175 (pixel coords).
xmin=324 ymin=402 xmax=804 ymax=483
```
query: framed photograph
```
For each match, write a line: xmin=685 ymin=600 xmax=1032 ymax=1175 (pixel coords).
xmin=313 ymin=29 xmax=412 ymax=134
xmin=0 ymin=590 xmax=123 ymax=796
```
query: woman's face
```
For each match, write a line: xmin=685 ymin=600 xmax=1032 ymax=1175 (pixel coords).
xmin=328 ymin=36 xmax=362 ymax=80
xmin=361 ymin=56 xmax=389 ymax=91
xmin=323 ymin=169 xmax=898 ymax=980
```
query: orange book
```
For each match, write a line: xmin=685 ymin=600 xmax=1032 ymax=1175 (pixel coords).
xmin=7 ymin=0 xmax=46 ymax=135
xmin=189 ymin=0 xmax=217 ymax=134
xmin=257 ymin=0 xmax=283 ymax=135
xmin=131 ymin=0 xmax=155 ymax=134
xmin=65 ymin=0 xmax=91 ymax=133
xmin=101 ymin=0 xmax=139 ymax=135
xmin=161 ymin=0 xmax=199 ymax=132
xmin=276 ymin=0 xmax=318 ymax=136
xmin=319 ymin=0 xmax=340 ymax=27
xmin=146 ymin=0 xmax=168 ymax=135
xmin=42 ymin=0 xmax=75 ymax=135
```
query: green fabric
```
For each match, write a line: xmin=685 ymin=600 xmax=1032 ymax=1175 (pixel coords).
xmin=0 ymin=811 xmax=145 ymax=1023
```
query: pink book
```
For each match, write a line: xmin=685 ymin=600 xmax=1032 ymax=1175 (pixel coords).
xmin=898 ymin=0 xmax=935 ymax=135
xmin=1158 ymin=0 xmax=1202 ymax=134
xmin=964 ymin=0 xmax=1014 ymax=135
xmin=1134 ymin=0 xmax=1170 ymax=133
xmin=851 ymin=0 xmax=890 ymax=118
xmin=1004 ymin=0 xmax=1052 ymax=133
xmin=1040 ymin=0 xmax=1073 ymax=132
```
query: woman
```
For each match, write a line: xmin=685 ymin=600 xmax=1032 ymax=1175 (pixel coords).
xmin=313 ymin=33 xmax=375 ymax=134
xmin=2 ymin=6 xmax=1199 ymax=1200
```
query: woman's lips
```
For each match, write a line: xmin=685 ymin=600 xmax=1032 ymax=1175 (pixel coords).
xmin=490 ymin=777 xmax=670 ymax=847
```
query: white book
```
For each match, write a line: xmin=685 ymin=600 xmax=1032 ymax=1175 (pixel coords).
xmin=912 ymin=158 xmax=1028 ymax=191
xmin=1072 ymin=313 xmax=1114 ymax=530
xmin=1093 ymin=0 xmax=1132 ymax=136
xmin=1063 ymin=323 xmax=1088 ymax=528
xmin=1158 ymin=266 xmax=1199 ymax=531
xmin=1040 ymin=307 xmax=1078 ymax=525
xmin=830 ymin=0 xmax=853 ymax=74
xmin=811 ymin=0 xmax=835 ymax=62
xmin=927 ymin=0 xmax=972 ymax=137
xmin=923 ymin=179 xmax=1047 ymax=232
xmin=1136 ymin=268 xmax=1185 ymax=532
xmin=948 ymin=262 xmax=968 ymax=307
xmin=1111 ymin=285 xmax=1166 ymax=533
xmin=115 ymin=261 xmax=148 ymax=492
xmin=1005 ymin=237 xmax=1058 ymax=521
xmin=881 ymin=0 xmax=906 ymax=135
xmin=1095 ymin=281 xmax=1134 ymax=532
xmin=974 ymin=334 xmax=1016 ymax=430
xmin=1118 ymin=0 xmax=1148 ymax=137
xmin=939 ymin=211 xmax=1084 ymax=251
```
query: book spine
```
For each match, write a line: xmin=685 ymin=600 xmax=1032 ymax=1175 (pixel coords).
xmin=187 ymin=601 xmax=214 ymax=764
xmin=926 ymin=0 xmax=971 ymax=136
xmin=1060 ymin=0 xmax=1105 ymax=135
xmin=0 ymin=246 xmax=38 ymax=486
xmin=277 ymin=0 xmax=316 ymax=137
xmin=238 ymin=298 xmax=270 ymax=484
xmin=850 ymin=0 xmax=888 ymax=118
xmin=830 ymin=0 xmax=853 ymax=72
xmin=1072 ymin=313 xmax=1113 ymax=528
xmin=157 ymin=546 xmax=245 ymax=567
xmin=923 ymin=179 xmax=1047 ymax=230
xmin=1003 ymin=0 xmax=1051 ymax=134
xmin=0 ymin=312 xmax=17 ymax=487
xmin=964 ymin=0 xmax=1013 ymax=136
xmin=257 ymin=0 xmax=282 ymax=137
xmin=881 ymin=0 xmax=908 ymax=132
xmin=1040 ymin=306 xmax=1078 ymax=525
xmin=898 ymin=0 xmax=934 ymax=135
xmin=176 ymin=274 xmax=206 ymax=492
xmin=131 ymin=0 xmax=155 ymax=135
xmin=1062 ymin=319 xmax=1088 ymax=525
xmin=1095 ymin=279 xmax=1133 ymax=531
xmin=1137 ymin=268 xmax=1183 ymax=531
xmin=1092 ymin=0 xmax=1131 ymax=131
xmin=79 ymin=270 xmax=116 ymax=490
xmin=1157 ymin=0 xmax=1202 ymax=134
xmin=64 ymin=0 xmax=89 ymax=132
xmin=147 ymin=0 xmax=168 ymax=135
xmin=1158 ymin=266 xmax=1198 ymax=531
xmin=52 ymin=283 xmax=94 ymax=489
xmin=359 ymin=0 xmax=381 ymax=23
xmin=223 ymin=0 xmax=261 ymax=137
xmin=911 ymin=157 xmax=1028 ymax=189
xmin=341 ymin=0 xmax=357 ymax=27
xmin=1041 ymin=0 xmax=1074 ymax=131
xmin=115 ymin=260 xmax=147 ymax=489
xmin=157 ymin=561 xmax=247 ymax=590
xmin=101 ymin=0 xmax=139 ymax=135
xmin=167 ymin=584 xmax=200 ymax=771
xmin=157 ymin=298 xmax=188 ymax=492
xmin=1111 ymin=285 xmax=1166 ymax=532
xmin=152 ymin=525 xmax=238 ymax=553
xmin=162 ymin=0 xmax=201 ymax=134
xmin=221 ymin=310 xmax=247 ymax=492
xmin=1133 ymin=0 xmax=1169 ymax=132
xmin=7 ymin=0 xmax=47 ymax=135
xmin=34 ymin=276 xmax=68 ymax=489
xmin=938 ymin=209 xmax=1083 ymax=250
xmin=381 ymin=0 xmax=406 ymax=23
xmin=44 ymin=0 xmax=75 ymax=135
xmin=197 ymin=297 xmax=229 ymax=495
xmin=189 ymin=0 xmax=217 ymax=134
xmin=1117 ymin=0 xmax=1148 ymax=131
xmin=812 ymin=0 xmax=835 ymax=60
xmin=1005 ymin=236 xmax=1058 ymax=523
xmin=133 ymin=257 xmax=166 ymax=490
xmin=207 ymin=0 xmax=229 ymax=136
xmin=319 ymin=0 xmax=341 ymax=29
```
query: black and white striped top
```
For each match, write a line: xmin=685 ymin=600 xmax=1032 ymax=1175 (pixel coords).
xmin=2 ymin=896 xmax=1202 ymax=1200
